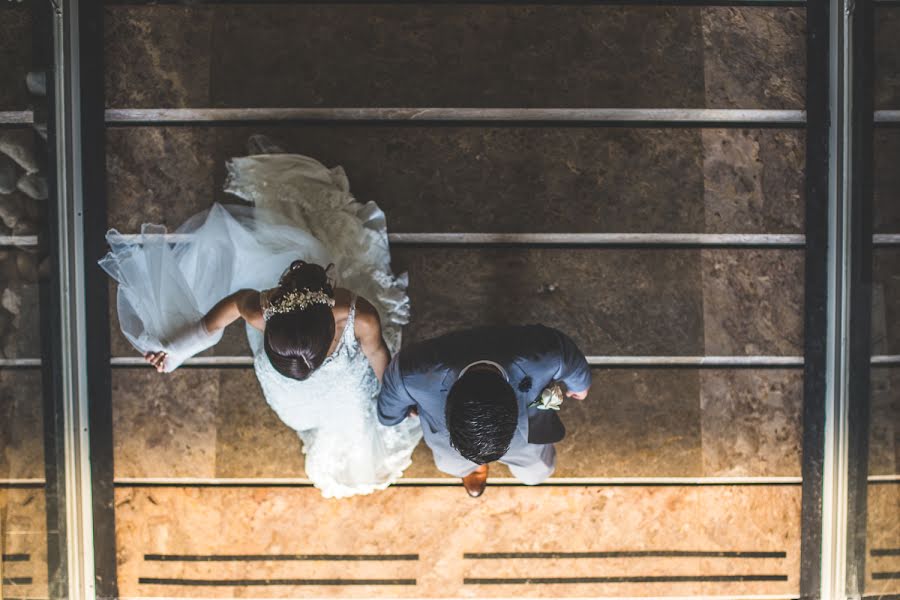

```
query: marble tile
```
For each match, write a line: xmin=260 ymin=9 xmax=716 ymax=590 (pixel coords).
xmin=701 ymin=249 xmax=804 ymax=356
xmin=0 ymin=250 xmax=41 ymax=359
xmin=117 ymin=366 xmax=804 ymax=480
xmin=701 ymin=129 xmax=805 ymax=234
xmin=866 ymin=483 xmax=900 ymax=595
xmin=211 ymin=5 xmax=706 ymax=109
xmin=112 ymin=369 xmax=220 ymax=478
xmin=555 ymin=369 xmax=702 ymax=478
xmin=106 ymin=125 xmax=810 ymax=235
xmin=104 ymin=6 xmax=213 ymax=108
xmin=0 ymin=369 xmax=43 ymax=480
xmin=106 ymin=127 xmax=217 ymax=232
xmin=115 ymin=485 xmax=800 ymax=597
xmin=0 ymin=185 xmax=47 ymax=238
xmin=0 ymin=488 xmax=48 ymax=599
xmin=394 ymin=247 xmax=705 ymax=356
xmin=700 ymin=369 xmax=802 ymax=477
xmin=874 ymin=249 xmax=900 ymax=355
xmin=213 ymin=369 xmax=306 ymax=478
xmin=0 ymin=6 xmax=31 ymax=110
xmin=876 ymin=7 xmax=900 ymax=110
xmin=874 ymin=129 xmax=900 ymax=234
xmin=869 ymin=368 xmax=900 ymax=477
xmin=701 ymin=8 xmax=805 ymax=109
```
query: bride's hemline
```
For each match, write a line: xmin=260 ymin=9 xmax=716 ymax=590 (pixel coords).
xmin=311 ymin=456 xmax=417 ymax=500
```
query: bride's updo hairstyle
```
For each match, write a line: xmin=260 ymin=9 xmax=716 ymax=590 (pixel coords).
xmin=263 ymin=260 xmax=336 ymax=381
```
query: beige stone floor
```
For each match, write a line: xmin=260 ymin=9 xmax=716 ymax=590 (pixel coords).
xmin=115 ymin=485 xmax=801 ymax=598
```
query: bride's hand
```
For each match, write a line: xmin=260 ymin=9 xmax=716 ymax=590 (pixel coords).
xmin=144 ymin=351 xmax=168 ymax=373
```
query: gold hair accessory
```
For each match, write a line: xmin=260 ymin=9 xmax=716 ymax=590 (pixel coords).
xmin=263 ymin=289 xmax=335 ymax=321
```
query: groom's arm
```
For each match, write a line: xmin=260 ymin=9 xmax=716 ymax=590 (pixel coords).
xmin=377 ymin=356 xmax=417 ymax=426
xmin=547 ymin=327 xmax=592 ymax=398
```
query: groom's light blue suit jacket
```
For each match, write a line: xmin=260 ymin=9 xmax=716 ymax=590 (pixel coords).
xmin=377 ymin=325 xmax=592 ymax=465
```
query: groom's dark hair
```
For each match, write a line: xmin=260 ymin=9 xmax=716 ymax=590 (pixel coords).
xmin=446 ymin=370 xmax=518 ymax=464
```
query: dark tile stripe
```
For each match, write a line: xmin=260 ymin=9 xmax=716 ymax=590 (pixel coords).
xmin=1 ymin=578 xmax=33 ymax=585
xmin=138 ymin=577 xmax=416 ymax=586
xmin=464 ymin=550 xmax=786 ymax=559
xmin=872 ymin=548 xmax=900 ymax=556
xmin=873 ymin=572 xmax=900 ymax=580
xmin=465 ymin=575 xmax=789 ymax=584
xmin=1 ymin=554 xmax=30 ymax=562
xmin=144 ymin=553 xmax=418 ymax=561
xmin=103 ymin=0 xmax=807 ymax=5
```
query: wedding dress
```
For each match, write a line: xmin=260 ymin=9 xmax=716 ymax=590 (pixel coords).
xmin=100 ymin=153 xmax=422 ymax=498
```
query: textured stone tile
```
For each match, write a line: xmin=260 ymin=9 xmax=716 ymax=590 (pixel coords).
xmin=1 ymin=488 xmax=48 ymax=599
xmin=112 ymin=369 xmax=220 ymax=478
xmin=874 ymin=129 xmax=900 ymax=234
xmin=0 ymin=250 xmax=41 ymax=359
xmin=115 ymin=485 xmax=800 ymax=598
xmin=210 ymin=5 xmax=706 ymax=109
xmin=213 ymin=369 xmax=306 ymax=478
xmin=866 ymin=483 xmax=900 ymax=595
xmin=874 ymin=249 xmax=900 ymax=355
xmin=700 ymin=369 xmax=802 ymax=477
xmin=394 ymin=247 xmax=705 ymax=356
xmin=701 ymin=249 xmax=804 ymax=356
xmin=876 ymin=7 xmax=900 ymax=110
xmin=0 ymin=369 xmax=43 ymax=480
xmin=0 ymin=6 xmax=31 ymax=110
xmin=107 ymin=126 xmax=809 ymax=235
xmin=701 ymin=8 xmax=805 ymax=109
xmin=555 ymin=369 xmax=702 ymax=478
xmin=114 ymin=364 xmax=806 ymax=480
xmin=702 ymin=129 xmax=804 ymax=233
xmin=104 ymin=6 xmax=212 ymax=108
xmin=106 ymin=127 xmax=217 ymax=232
xmin=869 ymin=368 xmax=900 ymax=477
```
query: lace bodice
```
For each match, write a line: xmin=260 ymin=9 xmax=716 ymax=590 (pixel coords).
xmin=251 ymin=295 xmax=379 ymax=433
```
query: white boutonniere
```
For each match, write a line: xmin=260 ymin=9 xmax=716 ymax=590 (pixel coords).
xmin=529 ymin=382 xmax=565 ymax=411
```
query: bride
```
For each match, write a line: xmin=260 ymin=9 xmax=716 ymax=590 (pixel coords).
xmin=100 ymin=136 xmax=422 ymax=498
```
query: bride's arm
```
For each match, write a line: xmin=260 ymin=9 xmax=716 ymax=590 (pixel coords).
xmin=355 ymin=297 xmax=390 ymax=383
xmin=145 ymin=289 xmax=265 ymax=372
xmin=202 ymin=289 xmax=265 ymax=333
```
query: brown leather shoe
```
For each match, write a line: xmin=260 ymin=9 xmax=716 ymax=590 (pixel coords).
xmin=462 ymin=464 xmax=489 ymax=498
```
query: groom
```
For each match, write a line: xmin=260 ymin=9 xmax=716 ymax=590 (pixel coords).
xmin=378 ymin=325 xmax=591 ymax=497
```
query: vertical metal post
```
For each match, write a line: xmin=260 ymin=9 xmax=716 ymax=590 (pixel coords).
xmin=51 ymin=0 xmax=97 ymax=598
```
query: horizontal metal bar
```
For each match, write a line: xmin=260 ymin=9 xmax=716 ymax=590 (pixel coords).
xmin=390 ymin=233 xmax=806 ymax=246
xmin=104 ymin=0 xmax=806 ymax=5
xmin=876 ymin=111 xmax=900 ymax=122
xmin=108 ymin=232 xmax=807 ymax=247
xmin=871 ymin=355 xmax=900 ymax=366
xmin=0 ymin=478 xmax=46 ymax=486
xmin=867 ymin=475 xmax=900 ymax=483
xmin=108 ymin=355 xmax=808 ymax=368
xmin=0 ymin=358 xmax=42 ymax=367
xmin=114 ymin=476 xmax=803 ymax=486
xmin=874 ymin=234 xmax=900 ymax=246
xmin=0 ymin=235 xmax=39 ymax=247
xmin=0 ymin=111 xmax=34 ymax=125
xmin=105 ymin=108 xmax=807 ymax=125
xmin=586 ymin=356 xmax=805 ymax=366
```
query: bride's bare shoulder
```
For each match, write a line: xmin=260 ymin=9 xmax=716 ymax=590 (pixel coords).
xmin=352 ymin=295 xmax=382 ymax=335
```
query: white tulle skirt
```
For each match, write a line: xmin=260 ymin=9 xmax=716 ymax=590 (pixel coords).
xmin=100 ymin=153 xmax=421 ymax=497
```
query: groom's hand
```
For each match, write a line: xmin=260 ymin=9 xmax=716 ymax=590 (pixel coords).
xmin=566 ymin=387 xmax=589 ymax=401
xmin=407 ymin=406 xmax=419 ymax=417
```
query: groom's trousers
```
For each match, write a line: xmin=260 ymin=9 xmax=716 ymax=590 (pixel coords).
xmin=431 ymin=440 xmax=557 ymax=485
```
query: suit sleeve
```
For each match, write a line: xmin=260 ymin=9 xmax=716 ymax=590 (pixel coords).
xmin=549 ymin=328 xmax=592 ymax=393
xmin=377 ymin=355 xmax=417 ymax=426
